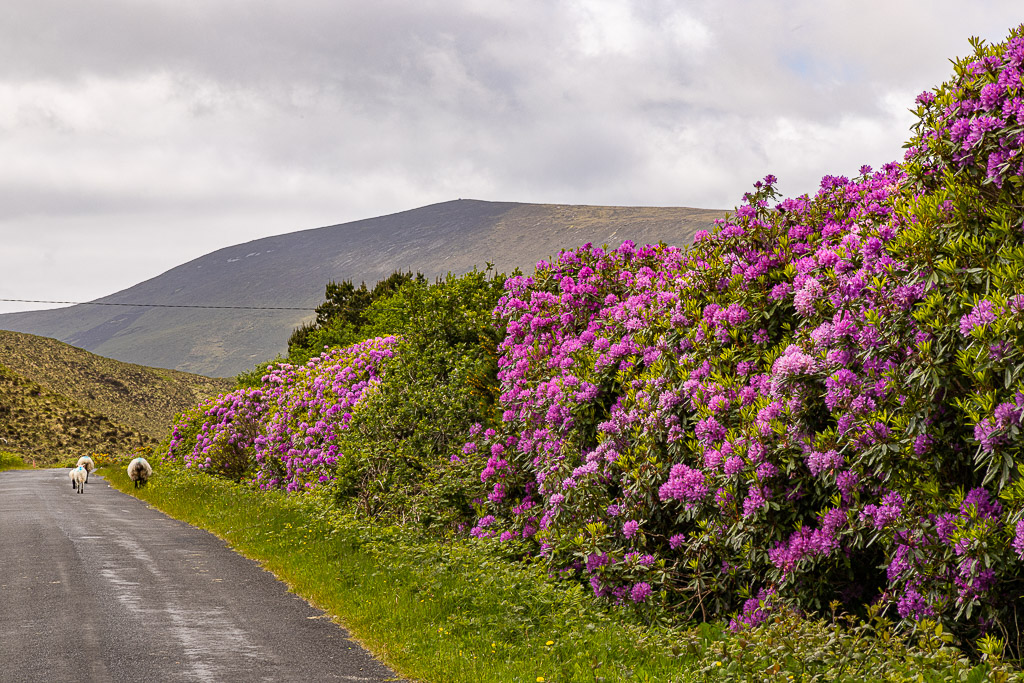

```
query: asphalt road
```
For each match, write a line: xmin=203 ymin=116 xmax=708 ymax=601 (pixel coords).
xmin=0 ymin=469 xmax=403 ymax=683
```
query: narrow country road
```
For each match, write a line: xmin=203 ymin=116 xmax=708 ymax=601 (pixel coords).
xmin=0 ymin=469 xmax=403 ymax=683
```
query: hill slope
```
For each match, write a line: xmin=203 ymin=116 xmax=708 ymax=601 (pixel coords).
xmin=0 ymin=330 xmax=233 ymax=466
xmin=0 ymin=200 xmax=722 ymax=377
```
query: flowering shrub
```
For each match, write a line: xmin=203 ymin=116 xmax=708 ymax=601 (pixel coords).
xmin=167 ymin=336 xmax=397 ymax=491
xmin=169 ymin=268 xmax=505 ymax=527
xmin=164 ymin=24 xmax=1024 ymax=654
xmin=329 ymin=268 xmax=507 ymax=526
xmin=468 ymin=25 xmax=1024 ymax=647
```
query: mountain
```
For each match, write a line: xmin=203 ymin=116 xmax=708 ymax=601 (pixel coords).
xmin=0 ymin=199 xmax=723 ymax=377
xmin=0 ymin=330 xmax=234 ymax=466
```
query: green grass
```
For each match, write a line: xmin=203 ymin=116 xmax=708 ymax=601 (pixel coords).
xmin=100 ymin=463 xmax=1022 ymax=682
xmin=100 ymin=463 xmax=709 ymax=682
xmin=0 ymin=450 xmax=32 ymax=471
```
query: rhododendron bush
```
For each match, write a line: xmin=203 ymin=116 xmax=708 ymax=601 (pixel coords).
xmin=167 ymin=268 xmax=506 ymax=521
xmin=471 ymin=26 xmax=1024 ymax=645
xmin=168 ymin=336 xmax=397 ymax=491
xmin=164 ymin=26 xmax=1024 ymax=650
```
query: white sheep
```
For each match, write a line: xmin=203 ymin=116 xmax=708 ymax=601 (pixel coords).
xmin=127 ymin=457 xmax=152 ymax=488
xmin=76 ymin=455 xmax=95 ymax=483
xmin=69 ymin=466 xmax=88 ymax=493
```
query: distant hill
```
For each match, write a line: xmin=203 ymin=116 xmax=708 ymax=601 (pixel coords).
xmin=0 ymin=330 xmax=233 ymax=466
xmin=0 ymin=199 xmax=723 ymax=377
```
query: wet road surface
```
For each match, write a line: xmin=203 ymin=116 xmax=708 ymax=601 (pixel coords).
xmin=0 ymin=469 xmax=402 ymax=682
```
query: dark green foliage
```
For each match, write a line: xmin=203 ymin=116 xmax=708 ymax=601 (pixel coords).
xmin=287 ymin=270 xmax=425 ymax=362
xmin=235 ymin=357 xmax=282 ymax=389
xmin=203 ymin=267 xmax=510 ymax=527
xmin=334 ymin=267 xmax=509 ymax=528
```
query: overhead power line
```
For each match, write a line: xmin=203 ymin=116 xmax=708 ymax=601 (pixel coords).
xmin=0 ymin=298 xmax=316 ymax=311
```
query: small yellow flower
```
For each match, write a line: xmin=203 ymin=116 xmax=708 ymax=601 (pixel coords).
xmin=545 ymin=640 xmax=554 ymax=645
xmin=536 ymin=678 xmax=545 ymax=682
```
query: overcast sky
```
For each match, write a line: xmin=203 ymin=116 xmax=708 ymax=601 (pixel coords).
xmin=1 ymin=2 xmax=1021 ymax=314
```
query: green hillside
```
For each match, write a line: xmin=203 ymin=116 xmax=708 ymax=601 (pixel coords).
xmin=0 ymin=330 xmax=232 ymax=466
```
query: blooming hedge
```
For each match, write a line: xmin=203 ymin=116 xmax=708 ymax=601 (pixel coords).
xmin=167 ymin=336 xmax=397 ymax=491
xmin=469 ymin=25 xmax=1024 ymax=645
xmin=165 ymin=25 xmax=1024 ymax=650
xmin=167 ymin=268 xmax=506 ymax=524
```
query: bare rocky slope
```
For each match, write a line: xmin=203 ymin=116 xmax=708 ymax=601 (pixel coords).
xmin=0 ymin=330 xmax=233 ymax=466
xmin=0 ymin=199 xmax=722 ymax=377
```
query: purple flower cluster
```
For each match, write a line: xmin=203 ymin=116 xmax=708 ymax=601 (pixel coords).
xmin=910 ymin=31 xmax=1024 ymax=188
xmin=658 ymin=464 xmax=707 ymax=503
xmin=167 ymin=337 xmax=397 ymax=492
xmin=729 ymin=588 xmax=776 ymax=631
xmin=959 ymin=300 xmax=998 ymax=335
xmin=973 ymin=393 xmax=1024 ymax=454
xmin=467 ymin=26 xmax=1024 ymax=634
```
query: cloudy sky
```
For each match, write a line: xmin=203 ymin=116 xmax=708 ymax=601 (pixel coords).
xmin=1 ymin=1 xmax=1021 ymax=314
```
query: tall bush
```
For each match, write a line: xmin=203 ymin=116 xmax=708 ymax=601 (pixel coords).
xmin=333 ymin=267 xmax=507 ymax=527
xmin=169 ymin=268 xmax=507 ymax=528
xmin=168 ymin=336 xmax=397 ymax=491
xmin=288 ymin=270 xmax=424 ymax=363
xmin=469 ymin=26 xmax=1024 ymax=650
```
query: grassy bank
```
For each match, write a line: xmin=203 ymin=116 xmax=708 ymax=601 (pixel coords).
xmin=101 ymin=464 xmax=706 ymax=682
xmin=0 ymin=451 xmax=32 ymax=471
xmin=101 ymin=463 xmax=1019 ymax=682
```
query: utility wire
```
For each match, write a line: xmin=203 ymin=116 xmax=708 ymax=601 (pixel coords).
xmin=0 ymin=298 xmax=316 ymax=311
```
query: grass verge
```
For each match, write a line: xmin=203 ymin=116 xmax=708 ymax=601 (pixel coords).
xmin=0 ymin=451 xmax=32 ymax=471
xmin=100 ymin=463 xmax=1021 ymax=682
xmin=101 ymin=464 xmax=706 ymax=682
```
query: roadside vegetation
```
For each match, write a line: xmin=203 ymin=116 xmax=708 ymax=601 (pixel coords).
xmin=103 ymin=462 xmax=1012 ymax=681
xmin=0 ymin=450 xmax=31 ymax=471
xmin=111 ymin=26 xmax=1024 ymax=681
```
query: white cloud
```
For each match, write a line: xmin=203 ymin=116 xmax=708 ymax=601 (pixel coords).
xmin=0 ymin=1 xmax=1022 ymax=313
xmin=572 ymin=0 xmax=647 ymax=57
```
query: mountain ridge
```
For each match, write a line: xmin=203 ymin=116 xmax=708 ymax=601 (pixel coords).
xmin=0 ymin=199 xmax=723 ymax=376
